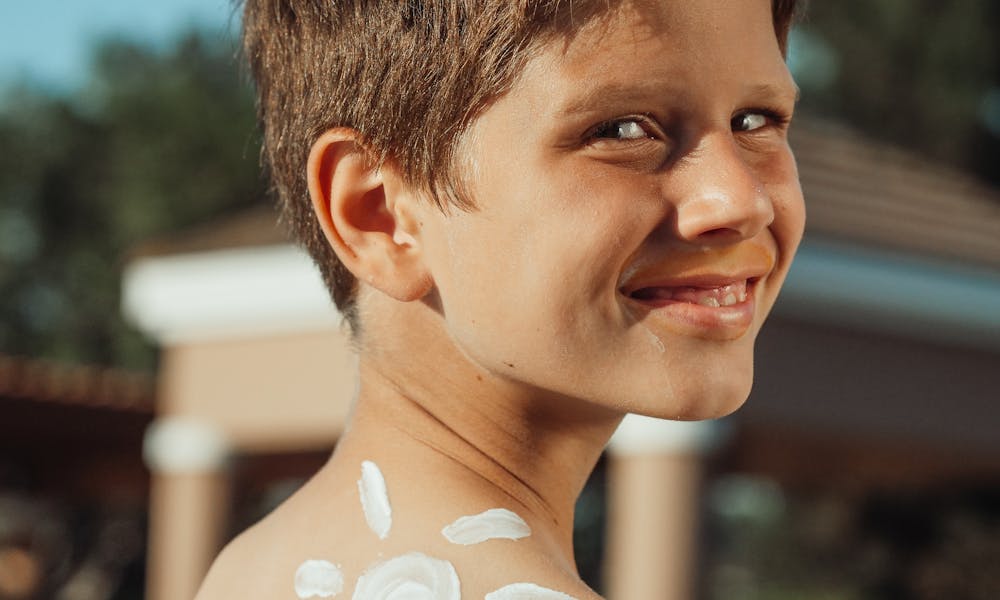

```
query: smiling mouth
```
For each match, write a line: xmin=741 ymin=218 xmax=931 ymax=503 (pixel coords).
xmin=625 ymin=279 xmax=755 ymax=308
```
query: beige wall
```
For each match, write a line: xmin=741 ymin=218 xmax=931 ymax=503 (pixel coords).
xmin=146 ymin=327 xmax=355 ymax=600
xmin=157 ymin=327 xmax=355 ymax=453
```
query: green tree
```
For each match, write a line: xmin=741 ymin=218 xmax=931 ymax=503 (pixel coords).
xmin=0 ymin=30 xmax=265 ymax=369
xmin=794 ymin=0 xmax=1000 ymax=184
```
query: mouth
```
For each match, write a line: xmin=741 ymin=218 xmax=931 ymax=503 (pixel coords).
xmin=618 ymin=276 xmax=764 ymax=340
xmin=626 ymin=278 xmax=755 ymax=308
xmin=616 ymin=241 xmax=776 ymax=338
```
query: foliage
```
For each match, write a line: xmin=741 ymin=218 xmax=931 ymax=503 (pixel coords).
xmin=705 ymin=476 xmax=1000 ymax=600
xmin=795 ymin=0 xmax=1000 ymax=184
xmin=0 ymin=31 xmax=265 ymax=369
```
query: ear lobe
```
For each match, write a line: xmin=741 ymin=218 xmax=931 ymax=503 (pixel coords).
xmin=307 ymin=129 xmax=433 ymax=302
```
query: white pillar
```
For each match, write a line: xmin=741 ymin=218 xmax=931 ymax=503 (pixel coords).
xmin=143 ymin=416 xmax=230 ymax=600
xmin=604 ymin=415 xmax=721 ymax=600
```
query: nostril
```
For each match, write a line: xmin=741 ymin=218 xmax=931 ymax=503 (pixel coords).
xmin=697 ymin=227 xmax=743 ymax=242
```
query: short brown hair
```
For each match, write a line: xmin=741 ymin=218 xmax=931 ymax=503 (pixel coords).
xmin=241 ymin=0 xmax=800 ymax=327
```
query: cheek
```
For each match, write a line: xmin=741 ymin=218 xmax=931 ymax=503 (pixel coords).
xmin=430 ymin=217 xmax=620 ymax=372
xmin=759 ymin=150 xmax=806 ymax=254
xmin=772 ymin=179 xmax=806 ymax=259
xmin=439 ymin=224 xmax=579 ymax=328
xmin=432 ymin=217 xmax=538 ymax=334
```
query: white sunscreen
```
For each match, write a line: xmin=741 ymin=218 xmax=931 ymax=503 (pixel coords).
xmin=294 ymin=560 xmax=344 ymax=599
xmin=441 ymin=508 xmax=531 ymax=546
xmin=357 ymin=460 xmax=392 ymax=539
xmin=485 ymin=583 xmax=579 ymax=600
xmin=352 ymin=552 xmax=460 ymax=600
xmin=642 ymin=325 xmax=666 ymax=353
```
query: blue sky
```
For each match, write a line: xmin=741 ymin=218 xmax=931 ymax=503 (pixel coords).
xmin=0 ymin=2 xmax=830 ymax=99
xmin=0 ymin=0 xmax=234 ymax=91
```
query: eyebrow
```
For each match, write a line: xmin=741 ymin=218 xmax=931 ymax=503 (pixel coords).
xmin=744 ymin=82 xmax=801 ymax=104
xmin=555 ymin=80 xmax=801 ymax=117
xmin=555 ymin=82 xmax=670 ymax=117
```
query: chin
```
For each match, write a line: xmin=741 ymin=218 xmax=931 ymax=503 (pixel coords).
xmin=624 ymin=360 xmax=755 ymax=421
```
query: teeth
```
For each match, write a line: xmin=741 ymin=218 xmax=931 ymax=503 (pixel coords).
xmin=627 ymin=280 xmax=751 ymax=307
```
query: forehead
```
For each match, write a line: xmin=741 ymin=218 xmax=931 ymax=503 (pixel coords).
xmin=517 ymin=0 xmax=794 ymax=112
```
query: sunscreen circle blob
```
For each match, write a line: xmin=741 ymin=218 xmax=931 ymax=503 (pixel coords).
xmin=357 ymin=460 xmax=392 ymax=539
xmin=294 ymin=559 xmax=344 ymax=598
xmin=485 ymin=583 xmax=579 ymax=600
xmin=441 ymin=508 xmax=531 ymax=546
xmin=352 ymin=552 xmax=460 ymax=600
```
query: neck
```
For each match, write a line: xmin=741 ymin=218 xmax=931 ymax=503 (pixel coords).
xmin=335 ymin=305 xmax=622 ymax=568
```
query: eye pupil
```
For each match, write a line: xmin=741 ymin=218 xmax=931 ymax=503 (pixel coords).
xmin=618 ymin=121 xmax=643 ymax=139
xmin=595 ymin=120 xmax=646 ymax=140
xmin=733 ymin=113 xmax=767 ymax=132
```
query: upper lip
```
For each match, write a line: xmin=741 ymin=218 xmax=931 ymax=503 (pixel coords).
xmin=618 ymin=243 xmax=776 ymax=297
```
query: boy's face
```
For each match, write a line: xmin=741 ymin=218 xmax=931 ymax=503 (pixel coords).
xmin=418 ymin=0 xmax=804 ymax=419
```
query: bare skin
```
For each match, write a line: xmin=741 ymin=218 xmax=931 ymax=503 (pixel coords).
xmin=196 ymin=0 xmax=804 ymax=597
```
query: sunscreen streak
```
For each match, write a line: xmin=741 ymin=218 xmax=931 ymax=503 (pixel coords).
xmin=485 ymin=582 xmax=580 ymax=600
xmin=642 ymin=324 xmax=666 ymax=353
xmin=441 ymin=508 xmax=531 ymax=545
xmin=294 ymin=560 xmax=344 ymax=599
xmin=352 ymin=553 xmax=460 ymax=600
xmin=357 ymin=460 xmax=392 ymax=539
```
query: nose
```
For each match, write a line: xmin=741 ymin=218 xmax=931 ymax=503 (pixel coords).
xmin=669 ymin=134 xmax=774 ymax=245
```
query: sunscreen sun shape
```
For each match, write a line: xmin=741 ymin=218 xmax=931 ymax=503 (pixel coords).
xmin=294 ymin=560 xmax=344 ymax=598
xmin=358 ymin=460 xmax=392 ymax=539
xmin=441 ymin=508 xmax=531 ymax=546
xmin=352 ymin=552 xmax=460 ymax=600
xmin=485 ymin=583 xmax=579 ymax=600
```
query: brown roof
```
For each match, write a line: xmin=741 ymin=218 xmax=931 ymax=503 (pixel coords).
xmin=791 ymin=118 xmax=1000 ymax=270
xmin=130 ymin=204 xmax=293 ymax=259
xmin=0 ymin=354 xmax=155 ymax=414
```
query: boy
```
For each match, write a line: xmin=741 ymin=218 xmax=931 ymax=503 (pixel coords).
xmin=197 ymin=0 xmax=803 ymax=598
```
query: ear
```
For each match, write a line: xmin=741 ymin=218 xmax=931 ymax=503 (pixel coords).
xmin=307 ymin=129 xmax=433 ymax=302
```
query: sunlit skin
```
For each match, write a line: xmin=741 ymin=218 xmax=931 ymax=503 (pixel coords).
xmin=195 ymin=1 xmax=804 ymax=598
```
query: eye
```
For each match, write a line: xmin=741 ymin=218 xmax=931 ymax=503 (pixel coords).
xmin=731 ymin=109 xmax=790 ymax=133
xmin=591 ymin=118 xmax=652 ymax=141
xmin=731 ymin=112 xmax=769 ymax=132
xmin=583 ymin=115 xmax=667 ymax=170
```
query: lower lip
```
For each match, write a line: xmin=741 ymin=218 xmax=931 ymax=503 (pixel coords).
xmin=621 ymin=283 xmax=758 ymax=340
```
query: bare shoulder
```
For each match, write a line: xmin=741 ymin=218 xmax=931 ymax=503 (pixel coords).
xmin=193 ymin=506 xmax=313 ymax=599
xmin=449 ymin=544 xmax=604 ymax=599
xmin=194 ymin=457 xmax=603 ymax=599
xmin=194 ymin=467 xmax=366 ymax=599
xmin=194 ymin=506 xmax=601 ymax=600
xmin=195 ymin=523 xmax=599 ymax=599
xmin=192 ymin=536 xmax=259 ymax=598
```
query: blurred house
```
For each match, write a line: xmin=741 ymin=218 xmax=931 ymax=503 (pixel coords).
xmin=122 ymin=117 xmax=1000 ymax=600
xmin=0 ymin=354 xmax=153 ymax=599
